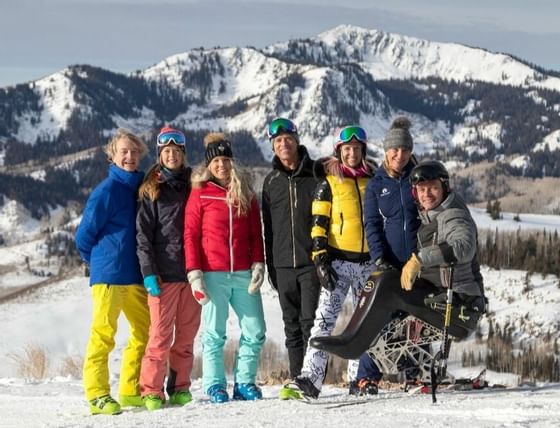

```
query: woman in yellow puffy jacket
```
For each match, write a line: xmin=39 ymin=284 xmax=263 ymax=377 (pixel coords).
xmin=280 ymin=125 xmax=376 ymax=400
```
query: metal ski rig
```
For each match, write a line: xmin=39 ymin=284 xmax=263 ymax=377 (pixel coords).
xmin=366 ymin=314 xmax=454 ymax=386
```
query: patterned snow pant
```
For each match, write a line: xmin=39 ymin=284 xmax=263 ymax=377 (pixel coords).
xmin=300 ymin=259 xmax=375 ymax=391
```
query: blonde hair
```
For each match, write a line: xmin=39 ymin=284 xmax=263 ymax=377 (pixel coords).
xmin=383 ymin=157 xmax=401 ymax=179
xmin=193 ymin=132 xmax=254 ymax=216
xmin=103 ymin=128 xmax=148 ymax=162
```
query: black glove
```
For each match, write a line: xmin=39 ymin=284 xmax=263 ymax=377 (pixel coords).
xmin=83 ymin=263 xmax=90 ymax=278
xmin=314 ymin=253 xmax=339 ymax=291
xmin=375 ymin=257 xmax=395 ymax=272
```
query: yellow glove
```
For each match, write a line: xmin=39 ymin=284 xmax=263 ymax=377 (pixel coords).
xmin=400 ymin=253 xmax=421 ymax=291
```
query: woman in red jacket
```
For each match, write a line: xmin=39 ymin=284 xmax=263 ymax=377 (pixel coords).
xmin=184 ymin=133 xmax=266 ymax=404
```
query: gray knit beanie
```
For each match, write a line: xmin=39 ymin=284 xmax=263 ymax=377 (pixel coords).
xmin=383 ymin=116 xmax=413 ymax=151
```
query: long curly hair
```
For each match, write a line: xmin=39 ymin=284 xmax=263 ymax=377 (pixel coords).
xmin=138 ymin=164 xmax=161 ymax=201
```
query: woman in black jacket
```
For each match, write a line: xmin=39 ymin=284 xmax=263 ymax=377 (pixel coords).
xmin=136 ymin=126 xmax=201 ymax=411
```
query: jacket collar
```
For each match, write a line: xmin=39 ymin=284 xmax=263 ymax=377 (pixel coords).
xmin=109 ymin=164 xmax=145 ymax=190
xmin=159 ymin=166 xmax=189 ymax=189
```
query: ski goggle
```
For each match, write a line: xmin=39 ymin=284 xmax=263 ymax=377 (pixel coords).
xmin=267 ymin=118 xmax=298 ymax=140
xmin=157 ymin=130 xmax=186 ymax=147
xmin=338 ymin=126 xmax=367 ymax=144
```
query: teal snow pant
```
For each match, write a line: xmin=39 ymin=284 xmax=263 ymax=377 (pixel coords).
xmin=202 ymin=270 xmax=266 ymax=393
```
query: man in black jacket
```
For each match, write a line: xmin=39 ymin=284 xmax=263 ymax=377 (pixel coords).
xmin=262 ymin=118 xmax=323 ymax=383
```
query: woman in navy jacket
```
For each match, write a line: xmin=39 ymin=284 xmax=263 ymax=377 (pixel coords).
xmin=365 ymin=117 xmax=420 ymax=270
xmin=357 ymin=117 xmax=421 ymax=392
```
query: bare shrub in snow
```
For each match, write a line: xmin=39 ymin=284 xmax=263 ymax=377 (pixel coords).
xmin=7 ymin=344 xmax=49 ymax=380
xmin=58 ymin=354 xmax=83 ymax=379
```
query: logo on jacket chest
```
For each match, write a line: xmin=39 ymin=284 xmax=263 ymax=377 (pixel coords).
xmin=380 ymin=188 xmax=391 ymax=197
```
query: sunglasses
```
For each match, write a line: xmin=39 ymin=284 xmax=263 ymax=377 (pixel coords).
xmin=338 ymin=126 xmax=367 ymax=143
xmin=157 ymin=130 xmax=186 ymax=147
xmin=267 ymin=118 xmax=298 ymax=140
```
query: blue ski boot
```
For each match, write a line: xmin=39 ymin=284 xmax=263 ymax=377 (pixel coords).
xmin=207 ymin=384 xmax=229 ymax=403
xmin=233 ymin=383 xmax=262 ymax=401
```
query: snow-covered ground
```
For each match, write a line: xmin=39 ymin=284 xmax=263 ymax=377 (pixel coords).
xmin=1 ymin=375 xmax=559 ymax=428
xmin=470 ymin=207 xmax=560 ymax=232
xmin=0 ymin=268 xmax=559 ymax=427
xmin=0 ymin=206 xmax=559 ymax=426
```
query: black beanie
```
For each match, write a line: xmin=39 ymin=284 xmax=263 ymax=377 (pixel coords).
xmin=205 ymin=140 xmax=233 ymax=165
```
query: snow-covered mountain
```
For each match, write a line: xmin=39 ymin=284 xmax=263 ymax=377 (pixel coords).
xmin=270 ymin=26 xmax=560 ymax=90
xmin=1 ymin=25 xmax=560 ymax=225
xmin=1 ymin=25 xmax=559 ymax=175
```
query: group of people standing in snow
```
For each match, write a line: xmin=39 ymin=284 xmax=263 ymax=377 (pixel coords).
xmin=75 ymin=115 xmax=485 ymax=415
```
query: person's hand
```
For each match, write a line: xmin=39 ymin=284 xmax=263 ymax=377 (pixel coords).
xmin=248 ymin=262 xmax=265 ymax=294
xmin=400 ymin=253 xmax=422 ymax=291
xmin=314 ymin=253 xmax=339 ymax=291
xmin=143 ymin=274 xmax=161 ymax=297
xmin=187 ymin=270 xmax=210 ymax=305
xmin=375 ymin=257 xmax=395 ymax=271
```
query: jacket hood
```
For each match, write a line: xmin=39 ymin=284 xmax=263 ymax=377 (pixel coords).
xmin=191 ymin=164 xmax=213 ymax=188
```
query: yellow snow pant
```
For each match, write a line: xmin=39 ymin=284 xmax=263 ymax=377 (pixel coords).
xmin=83 ymin=284 xmax=150 ymax=401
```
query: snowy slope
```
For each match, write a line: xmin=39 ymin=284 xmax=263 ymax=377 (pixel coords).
xmin=0 ymin=270 xmax=559 ymax=427
xmin=0 ymin=376 xmax=558 ymax=428
xmin=0 ymin=208 xmax=559 ymax=426
xmin=534 ymin=129 xmax=560 ymax=152
xmin=470 ymin=207 xmax=560 ymax=232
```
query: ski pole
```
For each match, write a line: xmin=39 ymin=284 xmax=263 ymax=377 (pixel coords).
xmin=430 ymin=264 xmax=454 ymax=404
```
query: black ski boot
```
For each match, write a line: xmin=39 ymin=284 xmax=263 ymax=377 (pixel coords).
xmin=294 ymin=376 xmax=320 ymax=399
xmin=349 ymin=378 xmax=379 ymax=396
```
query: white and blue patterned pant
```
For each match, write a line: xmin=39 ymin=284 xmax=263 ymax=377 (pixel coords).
xmin=300 ymin=259 xmax=375 ymax=391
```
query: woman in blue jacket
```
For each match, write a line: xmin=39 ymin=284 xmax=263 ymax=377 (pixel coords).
xmin=355 ymin=116 xmax=420 ymax=393
xmin=76 ymin=128 xmax=150 ymax=415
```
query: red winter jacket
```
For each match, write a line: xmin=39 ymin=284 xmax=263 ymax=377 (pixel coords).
xmin=184 ymin=181 xmax=264 ymax=272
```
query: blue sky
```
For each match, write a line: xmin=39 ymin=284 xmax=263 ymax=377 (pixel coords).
xmin=1 ymin=0 xmax=559 ymax=87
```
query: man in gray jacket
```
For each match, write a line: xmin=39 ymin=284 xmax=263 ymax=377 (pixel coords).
xmin=401 ymin=160 xmax=485 ymax=306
